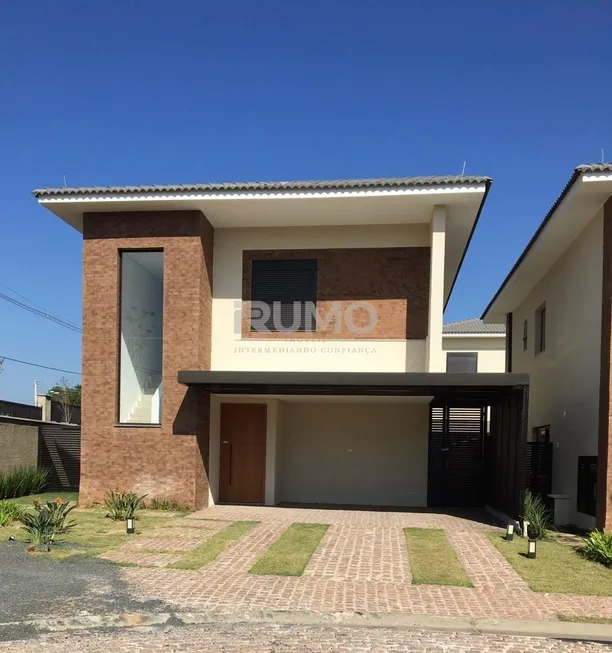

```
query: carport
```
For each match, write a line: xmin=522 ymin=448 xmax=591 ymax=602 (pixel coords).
xmin=179 ymin=371 xmax=529 ymax=518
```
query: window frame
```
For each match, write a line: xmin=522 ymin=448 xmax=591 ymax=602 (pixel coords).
xmin=535 ymin=303 xmax=546 ymax=355
xmin=532 ymin=425 xmax=551 ymax=443
xmin=116 ymin=248 xmax=164 ymax=427
xmin=577 ymin=455 xmax=597 ymax=517
xmin=250 ymin=258 xmax=318 ymax=333
xmin=446 ymin=352 xmax=478 ymax=373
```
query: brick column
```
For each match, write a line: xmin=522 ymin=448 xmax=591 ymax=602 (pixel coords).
xmin=598 ymin=198 xmax=612 ymax=530
xmin=80 ymin=211 xmax=213 ymax=508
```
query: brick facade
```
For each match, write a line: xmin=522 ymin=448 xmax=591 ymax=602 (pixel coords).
xmin=80 ymin=211 xmax=213 ymax=508
xmin=598 ymin=198 xmax=612 ymax=529
xmin=242 ymin=247 xmax=430 ymax=339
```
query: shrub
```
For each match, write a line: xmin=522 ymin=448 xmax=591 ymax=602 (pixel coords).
xmin=0 ymin=500 xmax=24 ymax=526
xmin=581 ymin=530 xmax=612 ymax=568
xmin=523 ymin=490 xmax=552 ymax=540
xmin=147 ymin=497 xmax=190 ymax=512
xmin=19 ymin=497 xmax=76 ymax=548
xmin=0 ymin=466 xmax=50 ymax=500
xmin=104 ymin=489 xmax=147 ymax=520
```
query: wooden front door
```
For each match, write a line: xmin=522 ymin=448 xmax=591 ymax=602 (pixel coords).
xmin=219 ymin=403 xmax=267 ymax=504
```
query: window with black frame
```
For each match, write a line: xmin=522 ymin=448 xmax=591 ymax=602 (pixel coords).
xmin=446 ymin=352 xmax=478 ymax=373
xmin=577 ymin=456 xmax=597 ymax=517
xmin=251 ymin=259 xmax=317 ymax=332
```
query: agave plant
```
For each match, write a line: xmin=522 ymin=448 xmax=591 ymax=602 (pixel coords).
xmin=104 ymin=489 xmax=147 ymax=520
xmin=19 ymin=497 xmax=76 ymax=549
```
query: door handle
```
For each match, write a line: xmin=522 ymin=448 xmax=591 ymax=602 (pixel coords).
xmin=228 ymin=444 xmax=232 ymax=485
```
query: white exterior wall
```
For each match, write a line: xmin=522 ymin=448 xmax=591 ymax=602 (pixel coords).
xmin=211 ymin=224 xmax=431 ymax=373
xmin=426 ymin=207 xmax=446 ymax=371
xmin=443 ymin=336 xmax=506 ymax=372
xmin=510 ymin=209 xmax=603 ymax=530
xmin=276 ymin=400 xmax=430 ymax=506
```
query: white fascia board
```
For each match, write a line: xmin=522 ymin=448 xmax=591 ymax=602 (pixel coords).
xmin=37 ymin=183 xmax=487 ymax=205
xmin=582 ymin=172 xmax=612 ymax=183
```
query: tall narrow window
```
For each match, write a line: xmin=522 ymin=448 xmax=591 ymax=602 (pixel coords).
xmin=535 ymin=303 xmax=546 ymax=354
xmin=522 ymin=319 xmax=528 ymax=351
xmin=577 ymin=456 xmax=597 ymax=517
xmin=119 ymin=251 xmax=164 ymax=424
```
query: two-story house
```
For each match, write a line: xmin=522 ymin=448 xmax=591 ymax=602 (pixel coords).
xmin=483 ymin=163 xmax=612 ymax=531
xmin=34 ymin=174 xmax=528 ymax=515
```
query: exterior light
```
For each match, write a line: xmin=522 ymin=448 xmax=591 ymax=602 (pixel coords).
xmin=505 ymin=523 xmax=514 ymax=541
xmin=126 ymin=516 xmax=135 ymax=535
xmin=527 ymin=538 xmax=537 ymax=559
xmin=522 ymin=519 xmax=530 ymax=538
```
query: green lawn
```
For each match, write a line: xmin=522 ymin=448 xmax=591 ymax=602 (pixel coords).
xmin=1 ymin=501 xmax=179 ymax=561
xmin=249 ymin=523 xmax=328 ymax=576
xmin=11 ymin=492 xmax=79 ymax=506
xmin=169 ymin=521 xmax=259 ymax=569
xmin=404 ymin=528 xmax=473 ymax=587
xmin=488 ymin=532 xmax=612 ymax=596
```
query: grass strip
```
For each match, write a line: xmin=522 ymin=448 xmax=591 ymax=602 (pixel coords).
xmin=488 ymin=531 xmax=612 ymax=596
xmin=169 ymin=521 xmax=259 ymax=570
xmin=404 ymin=528 xmax=473 ymax=587
xmin=557 ymin=614 xmax=612 ymax=624
xmin=249 ymin=523 xmax=328 ymax=576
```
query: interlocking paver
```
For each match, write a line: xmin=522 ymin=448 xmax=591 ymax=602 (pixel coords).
xmin=118 ymin=537 xmax=202 ymax=552
xmin=99 ymin=550 xmax=183 ymax=567
xmin=96 ymin=505 xmax=612 ymax=622
xmin=0 ymin=622 xmax=609 ymax=652
xmin=305 ymin=524 xmax=411 ymax=582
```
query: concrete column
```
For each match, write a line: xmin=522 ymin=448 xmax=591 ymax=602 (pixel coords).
xmin=426 ymin=205 xmax=446 ymax=372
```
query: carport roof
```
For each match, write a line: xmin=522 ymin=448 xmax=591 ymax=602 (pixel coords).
xmin=178 ymin=371 xmax=528 ymax=397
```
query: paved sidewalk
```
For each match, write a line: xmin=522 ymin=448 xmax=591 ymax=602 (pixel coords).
xmin=102 ymin=505 xmax=612 ymax=622
xmin=0 ymin=621 xmax=609 ymax=652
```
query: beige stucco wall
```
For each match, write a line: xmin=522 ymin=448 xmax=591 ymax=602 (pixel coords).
xmin=276 ymin=400 xmax=429 ymax=506
xmin=443 ymin=336 xmax=506 ymax=372
xmin=511 ymin=208 xmax=603 ymax=529
xmin=0 ymin=419 xmax=39 ymax=471
xmin=210 ymin=224 xmax=431 ymax=373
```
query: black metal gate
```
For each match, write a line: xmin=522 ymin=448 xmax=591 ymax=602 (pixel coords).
xmin=427 ymin=405 xmax=486 ymax=507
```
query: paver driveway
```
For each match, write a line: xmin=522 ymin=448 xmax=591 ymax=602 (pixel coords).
xmin=103 ymin=505 xmax=612 ymax=621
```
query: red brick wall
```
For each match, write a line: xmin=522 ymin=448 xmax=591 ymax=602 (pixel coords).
xmin=242 ymin=247 xmax=430 ymax=339
xmin=80 ymin=211 xmax=213 ymax=508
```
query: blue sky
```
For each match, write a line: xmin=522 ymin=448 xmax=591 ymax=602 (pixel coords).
xmin=0 ymin=1 xmax=610 ymax=403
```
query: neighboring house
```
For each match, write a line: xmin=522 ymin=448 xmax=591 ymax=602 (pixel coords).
xmin=443 ymin=318 xmax=505 ymax=373
xmin=483 ymin=163 xmax=612 ymax=530
xmin=34 ymin=174 xmax=528 ymax=515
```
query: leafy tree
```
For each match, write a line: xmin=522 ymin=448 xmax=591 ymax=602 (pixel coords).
xmin=48 ymin=380 xmax=81 ymax=406
xmin=47 ymin=378 xmax=81 ymax=423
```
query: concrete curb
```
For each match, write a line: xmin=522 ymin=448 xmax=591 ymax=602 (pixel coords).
xmin=2 ymin=609 xmax=612 ymax=644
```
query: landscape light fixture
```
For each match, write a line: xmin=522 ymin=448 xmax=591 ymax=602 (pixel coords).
xmin=527 ymin=538 xmax=537 ymax=559
xmin=126 ymin=516 xmax=135 ymax=535
xmin=505 ymin=523 xmax=514 ymax=541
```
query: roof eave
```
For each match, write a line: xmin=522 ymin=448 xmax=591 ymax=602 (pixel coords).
xmin=482 ymin=163 xmax=612 ymax=322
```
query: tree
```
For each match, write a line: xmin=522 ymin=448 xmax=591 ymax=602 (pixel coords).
xmin=47 ymin=378 xmax=81 ymax=423
xmin=48 ymin=380 xmax=81 ymax=406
